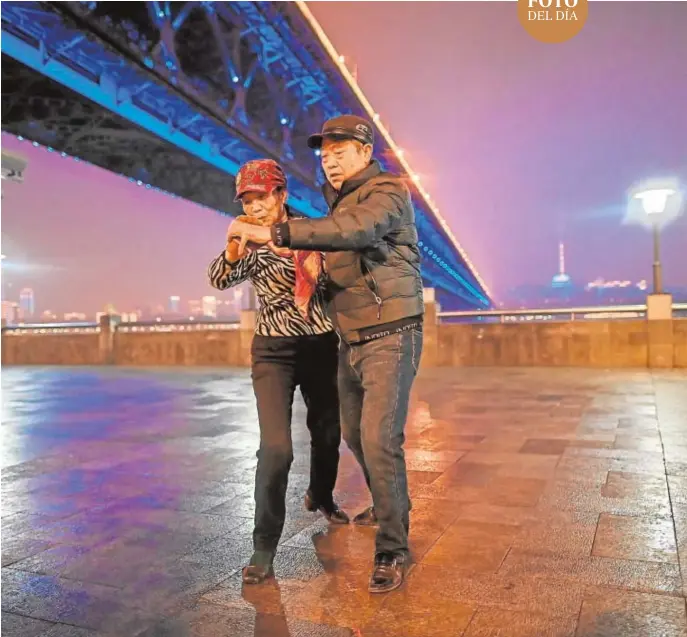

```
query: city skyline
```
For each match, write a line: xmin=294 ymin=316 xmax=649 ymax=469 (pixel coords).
xmin=1 ymin=278 xmax=249 ymax=324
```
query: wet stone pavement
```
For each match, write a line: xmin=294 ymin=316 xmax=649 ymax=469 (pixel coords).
xmin=1 ymin=366 xmax=687 ymax=637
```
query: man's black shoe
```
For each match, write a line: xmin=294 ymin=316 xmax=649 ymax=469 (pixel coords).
xmin=242 ymin=551 xmax=275 ymax=585
xmin=368 ymin=552 xmax=408 ymax=594
xmin=353 ymin=499 xmax=413 ymax=527
xmin=304 ymin=491 xmax=350 ymax=524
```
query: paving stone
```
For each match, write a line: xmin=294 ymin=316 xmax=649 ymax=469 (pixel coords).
xmin=1 ymin=569 xmax=160 ymax=634
xmin=498 ymin=549 xmax=683 ymax=595
xmin=668 ymin=475 xmax=687 ymax=505
xmin=519 ymin=439 xmax=570 ymax=455
xmin=513 ymin=509 xmax=599 ymax=557
xmin=363 ymin=598 xmax=475 ymax=636
xmin=384 ymin=564 xmax=586 ymax=618
xmin=1 ymin=535 xmax=54 ymax=567
xmin=0 ymin=612 xmax=56 ymax=637
xmin=592 ymin=514 xmax=679 ymax=564
xmin=462 ymin=608 xmax=578 ymax=636
xmin=600 ymin=471 xmax=669 ymax=499
xmin=40 ymin=624 xmax=99 ymax=637
xmin=576 ymin=587 xmax=687 ymax=637
xmin=421 ymin=521 xmax=517 ymax=572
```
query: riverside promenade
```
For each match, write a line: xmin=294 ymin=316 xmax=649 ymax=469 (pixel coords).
xmin=2 ymin=366 xmax=686 ymax=636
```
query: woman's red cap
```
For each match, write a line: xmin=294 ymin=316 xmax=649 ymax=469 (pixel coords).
xmin=234 ymin=159 xmax=287 ymax=201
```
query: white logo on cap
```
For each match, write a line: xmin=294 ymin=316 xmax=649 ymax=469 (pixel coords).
xmin=356 ymin=124 xmax=370 ymax=135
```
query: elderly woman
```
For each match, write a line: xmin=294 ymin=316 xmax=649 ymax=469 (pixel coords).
xmin=208 ymin=159 xmax=348 ymax=585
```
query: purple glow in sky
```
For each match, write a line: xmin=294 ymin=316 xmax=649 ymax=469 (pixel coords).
xmin=2 ymin=1 xmax=686 ymax=314
xmin=309 ymin=1 xmax=687 ymax=293
xmin=2 ymin=135 xmax=230 ymax=316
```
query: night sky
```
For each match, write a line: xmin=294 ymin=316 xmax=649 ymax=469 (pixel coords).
xmin=1 ymin=137 xmax=231 ymax=316
xmin=2 ymin=1 xmax=686 ymax=315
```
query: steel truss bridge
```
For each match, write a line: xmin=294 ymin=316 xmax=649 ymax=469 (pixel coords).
xmin=1 ymin=1 xmax=491 ymax=309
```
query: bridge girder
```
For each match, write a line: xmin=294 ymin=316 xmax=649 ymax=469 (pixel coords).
xmin=2 ymin=56 xmax=245 ymax=214
xmin=1 ymin=0 xmax=490 ymax=308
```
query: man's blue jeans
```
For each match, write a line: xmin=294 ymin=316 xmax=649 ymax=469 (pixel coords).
xmin=338 ymin=327 xmax=423 ymax=556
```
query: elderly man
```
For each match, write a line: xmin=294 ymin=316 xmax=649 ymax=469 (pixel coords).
xmin=228 ymin=115 xmax=424 ymax=594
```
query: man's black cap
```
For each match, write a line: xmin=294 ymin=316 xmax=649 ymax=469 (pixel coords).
xmin=307 ymin=114 xmax=374 ymax=149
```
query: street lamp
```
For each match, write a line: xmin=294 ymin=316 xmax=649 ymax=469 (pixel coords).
xmin=633 ymin=187 xmax=676 ymax=294
xmin=626 ymin=177 xmax=684 ymax=299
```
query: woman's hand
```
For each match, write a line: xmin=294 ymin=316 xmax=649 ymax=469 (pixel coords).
xmin=266 ymin=242 xmax=293 ymax=258
xmin=228 ymin=219 xmax=272 ymax=245
xmin=225 ymin=219 xmax=269 ymax=259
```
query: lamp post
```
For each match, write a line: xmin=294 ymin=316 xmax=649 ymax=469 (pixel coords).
xmin=633 ymin=187 xmax=675 ymax=294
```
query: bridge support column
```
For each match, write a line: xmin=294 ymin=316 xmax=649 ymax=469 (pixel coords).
xmin=647 ymin=294 xmax=674 ymax=368
xmin=421 ymin=288 xmax=441 ymax=369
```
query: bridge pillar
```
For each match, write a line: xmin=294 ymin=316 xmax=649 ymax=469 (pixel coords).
xmin=647 ymin=294 xmax=674 ymax=368
xmin=421 ymin=288 xmax=441 ymax=368
xmin=647 ymin=293 xmax=673 ymax=320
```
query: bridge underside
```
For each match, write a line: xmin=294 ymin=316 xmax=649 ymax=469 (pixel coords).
xmin=2 ymin=55 xmax=244 ymax=216
xmin=1 ymin=0 xmax=490 ymax=309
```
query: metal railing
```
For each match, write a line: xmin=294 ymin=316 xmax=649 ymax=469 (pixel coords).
xmin=117 ymin=320 xmax=240 ymax=333
xmin=1 ymin=319 xmax=240 ymax=335
xmin=1 ymin=322 xmax=101 ymax=335
xmin=4 ymin=303 xmax=687 ymax=334
xmin=438 ymin=302 xmax=687 ymax=324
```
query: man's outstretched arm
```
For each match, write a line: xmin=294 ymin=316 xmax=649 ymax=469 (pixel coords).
xmin=272 ymin=180 xmax=409 ymax=252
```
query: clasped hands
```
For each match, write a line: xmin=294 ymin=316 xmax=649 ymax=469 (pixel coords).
xmin=226 ymin=218 xmax=291 ymax=261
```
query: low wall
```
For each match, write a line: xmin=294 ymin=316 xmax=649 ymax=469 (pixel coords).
xmin=114 ymin=329 xmax=251 ymax=366
xmin=2 ymin=313 xmax=686 ymax=369
xmin=439 ymin=319 xmax=687 ymax=368
xmin=0 ymin=329 xmax=102 ymax=365
xmin=676 ymin=319 xmax=687 ymax=367
xmin=439 ymin=320 xmax=648 ymax=367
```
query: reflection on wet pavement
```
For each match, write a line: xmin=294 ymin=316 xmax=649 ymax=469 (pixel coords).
xmin=1 ymin=366 xmax=686 ymax=636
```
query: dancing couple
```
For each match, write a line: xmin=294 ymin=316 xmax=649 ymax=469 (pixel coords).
xmin=208 ymin=114 xmax=423 ymax=594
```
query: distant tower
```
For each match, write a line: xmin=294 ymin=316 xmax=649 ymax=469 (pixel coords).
xmin=169 ymin=295 xmax=180 ymax=314
xmin=19 ymin=287 xmax=35 ymax=317
xmin=551 ymin=242 xmax=572 ymax=288
xmin=202 ymin=296 xmax=218 ymax=318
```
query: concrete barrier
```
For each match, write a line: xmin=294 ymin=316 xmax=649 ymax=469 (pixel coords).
xmin=3 ymin=307 xmax=686 ymax=369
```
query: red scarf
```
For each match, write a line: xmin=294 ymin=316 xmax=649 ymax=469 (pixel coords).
xmin=230 ymin=213 xmax=322 ymax=320
xmin=293 ymin=250 xmax=323 ymax=320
